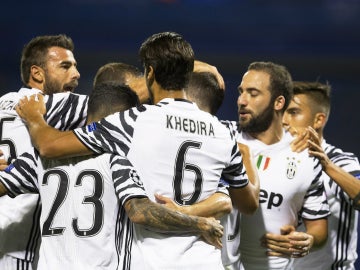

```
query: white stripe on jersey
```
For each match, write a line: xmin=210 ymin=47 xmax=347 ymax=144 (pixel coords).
xmin=0 ymin=149 xmax=147 ymax=270
xmin=74 ymin=98 xmax=249 ymax=269
xmin=294 ymin=140 xmax=360 ymax=269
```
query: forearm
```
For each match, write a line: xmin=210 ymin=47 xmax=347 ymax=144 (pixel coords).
xmin=126 ymin=198 xmax=208 ymax=233
xmin=0 ymin=182 xmax=7 ymax=197
xmin=304 ymin=218 xmax=328 ymax=249
xmin=238 ymin=142 xmax=260 ymax=194
xmin=180 ymin=192 xmax=232 ymax=219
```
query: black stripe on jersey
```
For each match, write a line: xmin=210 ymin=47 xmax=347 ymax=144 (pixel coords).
xmin=12 ymin=154 xmax=38 ymax=188
xmin=220 ymin=120 xmax=237 ymax=140
xmin=1 ymin=176 xmax=24 ymax=198
xmin=119 ymin=111 xmax=134 ymax=138
xmin=16 ymin=258 xmax=30 ymax=270
xmin=3 ymin=155 xmax=38 ymax=196
xmin=46 ymin=94 xmax=88 ymax=130
xmin=333 ymin=198 xmax=354 ymax=268
xmin=97 ymin=119 xmax=130 ymax=155
xmin=136 ymin=104 xmax=147 ymax=112
xmin=24 ymin=195 xmax=41 ymax=263
xmin=117 ymin=206 xmax=133 ymax=270
xmin=325 ymin=144 xmax=360 ymax=201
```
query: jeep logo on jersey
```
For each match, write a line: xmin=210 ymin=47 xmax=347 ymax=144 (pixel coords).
xmin=286 ymin=157 xmax=299 ymax=179
xmin=259 ymin=189 xmax=283 ymax=209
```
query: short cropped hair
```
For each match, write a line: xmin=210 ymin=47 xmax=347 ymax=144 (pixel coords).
xmin=139 ymin=31 xmax=194 ymax=90
xmin=93 ymin=62 xmax=143 ymax=89
xmin=248 ymin=61 xmax=293 ymax=112
xmin=293 ymin=81 xmax=331 ymax=116
xmin=20 ymin=34 xmax=75 ymax=85
xmin=186 ymin=72 xmax=224 ymax=115
xmin=88 ymin=81 xmax=140 ymax=120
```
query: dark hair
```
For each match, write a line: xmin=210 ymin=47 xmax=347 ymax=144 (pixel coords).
xmin=293 ymin=81 xmax=331 ymax=114
xmin=139 ymin=31 xmax=194 ymax=90
xmin=93 ymin=62 xmax=143 ymax=89
xmin=88 ymin=82 xmax=140 ymax=119
xmin=248 ymin=61 xmax=293 ymax=112
xmin=20 ymin=34 xmax=75 ymax=85
xmin=186 ymin=72 xmax=224 ymax=115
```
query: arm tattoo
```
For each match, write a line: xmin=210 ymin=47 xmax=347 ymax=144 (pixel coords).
xmin=126 ymin=198 xmax=203 ymax=233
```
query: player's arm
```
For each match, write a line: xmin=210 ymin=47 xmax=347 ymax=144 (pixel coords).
xmin=0 ymin=182 xmax=7 ymax=196
xmin=16 ymin=94 xmax=92 ymax=159
xmin=302 ymin=217 xmax=327 ymax=249
xmin=306 ymin=127 xmax=360 ymax=205
xmin=229 ymin=143 xmax=260 ymax=215
xmin=292 ymin=127 xmax=360 ymax=208
xmin=124 ymin=197 xmax=224 ymax=248
xmin=155 ymin=192 xmax=232 ymax=219
xmin=193 ymin=60 xmax=225 ymax=90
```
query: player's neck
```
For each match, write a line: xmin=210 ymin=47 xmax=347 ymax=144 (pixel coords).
xmin=153 ymin=88 xmax=187 ymax=103
xmin=249 ymin=120 xmax=284 ymax=145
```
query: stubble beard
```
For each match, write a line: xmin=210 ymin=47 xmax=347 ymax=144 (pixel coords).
xmin=239 ymin=102 xmax=274 ymax=134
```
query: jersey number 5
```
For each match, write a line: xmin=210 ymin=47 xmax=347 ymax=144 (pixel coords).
xmin=0 ymin=117 xmax=17 ymax=162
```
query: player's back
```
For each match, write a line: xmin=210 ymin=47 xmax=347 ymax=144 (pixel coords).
xmin=34 ymin=154 xmax=122 ymax=270
xmin=1 ymin=150 xmax=139 ymax=270
xmin=73 ymin=98 xmax=247 ymax=269
xmin=127 ymin=99 xmax=237 ymax=269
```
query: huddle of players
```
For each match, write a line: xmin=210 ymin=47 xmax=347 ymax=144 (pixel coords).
xmin=0 ymin=32 xmax=359 ymax=270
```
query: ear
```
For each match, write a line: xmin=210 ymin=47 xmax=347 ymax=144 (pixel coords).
xmin=146 ymin=65 xmax=155 ymax=87
xmin=30 ymin=65 xmax=44 ymax=83
xmin=313 ymin=112 xmax=326 ymax=129
xmin=146 ymin=66 xmax=154 ymax=81
xmin=274 ymin=95 xmax=285 ymax=111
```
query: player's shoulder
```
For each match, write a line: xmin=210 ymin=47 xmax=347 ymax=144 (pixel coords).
xmin=46 ymin=91 xmax=88 ymax=104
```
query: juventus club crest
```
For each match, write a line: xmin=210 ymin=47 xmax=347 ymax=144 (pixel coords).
xmin=286 ymin=157 xmax=299 ymax=179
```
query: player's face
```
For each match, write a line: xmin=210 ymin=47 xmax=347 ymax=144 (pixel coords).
xmin=237 ymin=70 xmax=274 ymax=133
xmin=283 ymin=94 xmax=316 ymax=136
xmin=42 ymin=46 xmax=80 ymax=94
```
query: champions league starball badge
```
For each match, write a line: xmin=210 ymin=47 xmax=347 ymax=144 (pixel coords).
xmin=286 ymin=157 xmax=299 ymax=179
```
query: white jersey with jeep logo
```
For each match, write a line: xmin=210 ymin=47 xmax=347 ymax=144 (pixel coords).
xmin=237 ymin=128 xmax=330 ymax=270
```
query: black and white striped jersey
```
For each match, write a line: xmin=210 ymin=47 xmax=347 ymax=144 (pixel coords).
xmin=294 ymin=140 xmax=360 ymax=270
xmin=73 ymin=98 xmax=249 ymax=269
xmin=0 ymin=87 xmax=88 ymax=265
xmin=0 ymin=149 xmax=147 ymax=270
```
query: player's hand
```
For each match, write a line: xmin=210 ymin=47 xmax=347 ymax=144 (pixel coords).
xmin=262 ymin=225 xmax=313 ymax=258
xmin=200 ymin=217 xmax=223 ymax=249
xmin=290 ymin=128 xmax=310 ymax=153
xmin=306 ymin=127 xmax=331 ymax=169
xmin=0 ymin=149 xmax=9 ymax=171
xmin=16 ymin=94 xmax=46 ymax=123
xmin=154 ymin=193 xmax=182 ymax=212
xmin=193 ymin=60 xmax=225 ymax=90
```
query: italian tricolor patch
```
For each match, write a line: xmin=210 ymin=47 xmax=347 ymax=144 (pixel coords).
xmin=256 ymin=155 xmax=270 ymax=170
